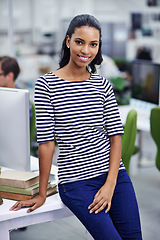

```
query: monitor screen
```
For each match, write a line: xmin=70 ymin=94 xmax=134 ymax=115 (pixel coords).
xmin=131 ymin=13 xmax=142 ymax=30
xmin=0 ymin=87 xmax=30 ymax=171
xmin=131 ymin=60 xmax=160 ymax=105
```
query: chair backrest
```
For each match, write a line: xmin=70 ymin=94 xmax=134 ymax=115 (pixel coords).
xmin=30 ymin=101 xmax=36 ymax=149
xmin=150 ymin=107 xmax=160 ymax=171
xmin=121 ymin=109 xmax=137 ymax=175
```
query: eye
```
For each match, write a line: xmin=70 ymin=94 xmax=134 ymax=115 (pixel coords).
xmin=91 ymin=42 xmax=98 ymax=47
xmin=75 ymin=40 xmax=83 ymax=45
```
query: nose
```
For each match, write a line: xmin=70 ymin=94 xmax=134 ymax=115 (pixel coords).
xmin=81 ymin=44 xmax=89 ymax=55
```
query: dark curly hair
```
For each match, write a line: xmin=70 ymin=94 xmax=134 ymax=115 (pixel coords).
xmin=59 ymin=14 xmax=103 ymax=73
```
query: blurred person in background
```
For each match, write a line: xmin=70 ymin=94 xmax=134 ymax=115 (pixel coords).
xmin=0 ymin=56 xmax=20 ymax=88
xmin=0 ymin=55 xmax=33 ymax=139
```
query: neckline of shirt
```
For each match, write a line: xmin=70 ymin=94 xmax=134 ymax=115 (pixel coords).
xmin=50 ymin=72 xmax=93 ymax=83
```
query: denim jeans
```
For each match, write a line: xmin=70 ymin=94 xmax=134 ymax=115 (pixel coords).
xmin=58 ymin=169 xmax=142 ymax=240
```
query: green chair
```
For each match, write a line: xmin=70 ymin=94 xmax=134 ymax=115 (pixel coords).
xmin=121 ymin=109 xmax=137 ymax=175
xmin=150 ymin=107 xmax=160 ymax=171
xmin=30 ymin=101 xmax=36 ymax=155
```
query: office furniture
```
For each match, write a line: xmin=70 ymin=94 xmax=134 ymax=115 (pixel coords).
xmin=0 ymin=193 xmax=74 ymax=240
xmin=150 ymin=107 xmax=160 ymax=171
xmin=121 ymin=110 xmax=137 ymax=175
xmin=0 ymin=158 xmax=71 ymax=240
xmin=0 ymin=161 xmax=71 ymax=240
xmin=119 ymin=99 xmax=155 ymax=167
xmin=119 ymin=100 xmax=151 ymax=132
xmin=0 ymin=158 xmax=93 ymax=240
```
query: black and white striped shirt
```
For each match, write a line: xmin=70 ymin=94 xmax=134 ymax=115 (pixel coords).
xmin=34 ymin=72 xmax=124 ymax=184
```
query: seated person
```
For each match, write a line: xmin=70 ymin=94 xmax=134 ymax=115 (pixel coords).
xmin=0 ymin=56 xmax=33 ymax=122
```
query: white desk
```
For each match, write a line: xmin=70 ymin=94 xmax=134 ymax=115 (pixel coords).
xmin=119 ymin=105 xmax=150 ymax=132
xmin=0 ymin=160 xmax=73 ymax=240
xmin=0 ymin=194 xmax=73 ymax=240
xmin=119 ymin=98 xmax=158 ymax=132
xmin=0 ymin=159 xmax=93 ymax=240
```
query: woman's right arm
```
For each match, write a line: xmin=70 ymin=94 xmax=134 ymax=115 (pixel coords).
xmin=10 ymin=141 xmax=55 ymax=212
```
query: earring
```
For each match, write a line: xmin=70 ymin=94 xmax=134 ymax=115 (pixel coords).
xmin=67 ymin=45 xmax=70 ymax=48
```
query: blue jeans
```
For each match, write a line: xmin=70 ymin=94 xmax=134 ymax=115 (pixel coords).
xmin=58 ymin=169 xmax=142 ymax=240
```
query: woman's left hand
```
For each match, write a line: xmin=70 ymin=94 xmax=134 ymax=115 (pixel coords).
xmin=88 ymin=181 xmax=115 ymax=214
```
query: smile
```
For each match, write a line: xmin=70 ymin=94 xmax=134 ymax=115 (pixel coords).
xmin=78 ymin=55 xmax=90 ymax=62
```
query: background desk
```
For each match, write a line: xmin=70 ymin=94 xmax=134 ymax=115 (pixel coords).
xmin=119 ymin=102 xmax=156 ymax=168
xmin=119 ymin=105 xmax=150 ymax=132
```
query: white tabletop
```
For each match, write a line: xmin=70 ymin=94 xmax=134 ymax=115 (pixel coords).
xmin=0 ymin=193 xmax=67 ymax=222
xmin=0 ymin=161 xmax=74 ymax=240
xmin=0 ymin=157 xmax=62 ymax=222
xmin=119 ymin=98 xmax=158 ymax=132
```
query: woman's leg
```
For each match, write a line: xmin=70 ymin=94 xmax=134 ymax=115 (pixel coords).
xmin=110 ymin=169 xmax=143 ymax=240
xmin=59 ymin=175 xmax=122 ymax=240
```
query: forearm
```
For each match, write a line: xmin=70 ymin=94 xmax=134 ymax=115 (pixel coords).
xmin=88 ymin=135 xmax=122 ymax=213
xmin=105 ymin=135 xmax=122 ymax=187
xmin=38 ymin=141 xmax=55 ymax=199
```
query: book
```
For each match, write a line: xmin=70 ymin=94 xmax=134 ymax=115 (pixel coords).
xmin=0 ymin=182 xmax=51 ymax=196
xmin=0 ymin=170 xmax=39 ymax=189
xmin=0 ymin=184 xmax=57 ymax=201
xmin=45 ymin=185 xmax=57 ymax=197
xmin=0 ymin=191 xmax=34 ymax=201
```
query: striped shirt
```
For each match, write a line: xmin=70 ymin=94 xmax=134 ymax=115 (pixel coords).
xmin=34 ymin=72 xmax=124 ymax=184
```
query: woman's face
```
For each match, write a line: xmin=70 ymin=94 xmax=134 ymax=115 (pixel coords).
xmin=66 ymin=26 xmax=100 ymax=69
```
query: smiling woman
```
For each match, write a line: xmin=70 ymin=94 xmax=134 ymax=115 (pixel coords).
xmin=59 ymin=14 xmax=103 ymax=76
xmin=10 ymin=14 xmax=143 ymax=240
xmin=66 ymin=26 xmax=100 ymax=67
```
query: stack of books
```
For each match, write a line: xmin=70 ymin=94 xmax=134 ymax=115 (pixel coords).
xmin=0 ymin=169 xmax=57 ymax=201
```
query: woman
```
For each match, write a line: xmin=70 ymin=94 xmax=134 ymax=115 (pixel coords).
xmin=11 ymin=14 xmax=142 ymax=240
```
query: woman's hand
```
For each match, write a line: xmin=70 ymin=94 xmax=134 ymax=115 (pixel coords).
xmin=10 ymin=141 xmax=55 ymax=213
xmin=10 ymin=195 xmax=46 ymax=213
xmin=88 ymin=181 xmax=115 ymax=214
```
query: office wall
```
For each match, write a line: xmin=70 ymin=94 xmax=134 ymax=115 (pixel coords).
xmin=1 ymin=0 xmax=160 ymax=58
xmin=0 ymin=0 xmax=160 ymax=89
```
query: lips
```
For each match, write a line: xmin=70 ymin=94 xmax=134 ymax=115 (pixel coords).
xmin=78 ymin=55 xmax=90 ymax=62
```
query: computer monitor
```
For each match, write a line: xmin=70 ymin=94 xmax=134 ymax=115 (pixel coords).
xmin=0 ymin=87 xmax=30 ymax=171
xmin=131 ymin=60 xmax=160 ymax=105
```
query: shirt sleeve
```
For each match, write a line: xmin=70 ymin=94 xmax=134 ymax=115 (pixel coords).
xmin=103 ymin=78 xmax=124 ymax=137
xmin=34 ymin=76 xmax=55 ymax=143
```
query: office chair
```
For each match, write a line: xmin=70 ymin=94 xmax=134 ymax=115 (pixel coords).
xmin=121 ymin=109 xmax=137 ymax=175
xmin=30 ymin=101 xmax=36 ymax=155
xmin=150 ymin=107 xmax=160 ymax=171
